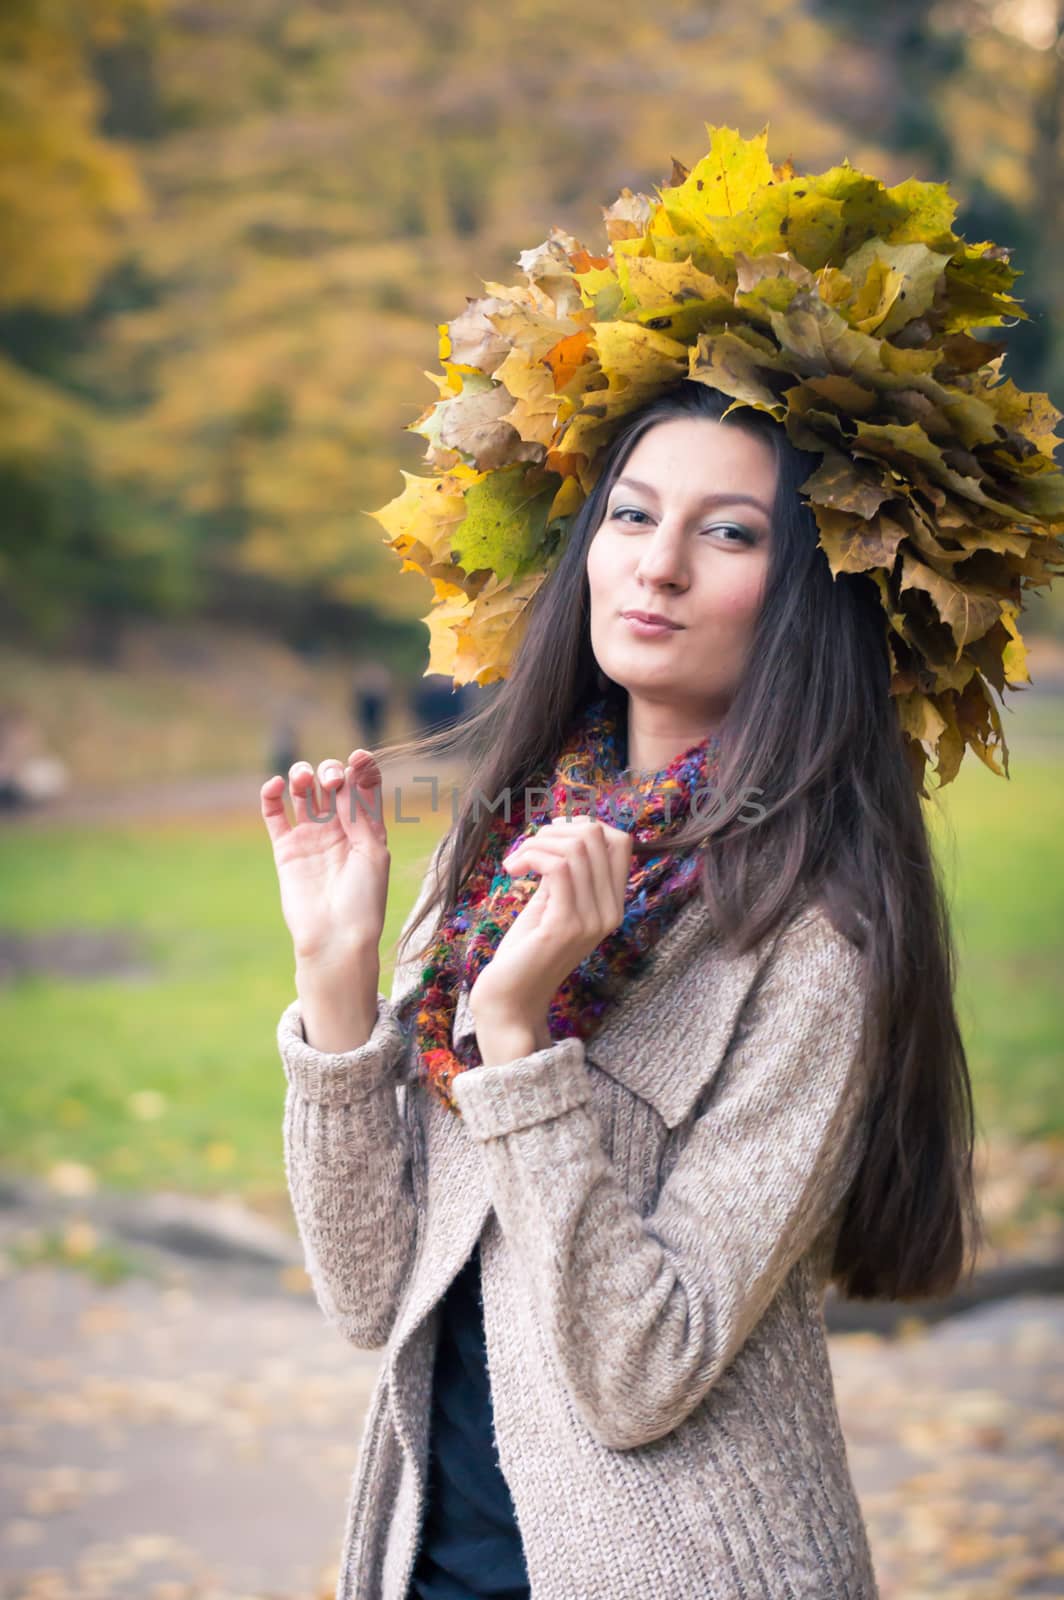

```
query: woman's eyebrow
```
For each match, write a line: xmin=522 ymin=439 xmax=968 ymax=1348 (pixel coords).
xmin=611 ymin=475 xmax=773 ymax=516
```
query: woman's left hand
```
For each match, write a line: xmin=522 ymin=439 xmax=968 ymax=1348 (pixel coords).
xmin=468 ymin=815 xmax=632 ymax=1044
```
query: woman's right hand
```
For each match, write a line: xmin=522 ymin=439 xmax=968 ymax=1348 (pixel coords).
xmin=260 ymin=750 xmax=390 ymax=972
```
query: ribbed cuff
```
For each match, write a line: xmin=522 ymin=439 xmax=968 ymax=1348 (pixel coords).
xmin=277 ymin=994 xmax=407 ymax=1105
xmin=451 ymin=1034 xmax=591 ymax=1140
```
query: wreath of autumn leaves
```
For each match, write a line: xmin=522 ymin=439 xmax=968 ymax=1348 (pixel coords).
xmin=370 ymin=122 xmax=1064 ymax=793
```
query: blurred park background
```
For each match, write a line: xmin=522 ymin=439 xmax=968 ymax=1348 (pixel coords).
xmin=1 ymin=2 xmax=1063 ymax=1597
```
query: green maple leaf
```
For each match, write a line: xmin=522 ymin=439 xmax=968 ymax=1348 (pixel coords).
xmin=450 ymin=465 xmax=560 ymax=582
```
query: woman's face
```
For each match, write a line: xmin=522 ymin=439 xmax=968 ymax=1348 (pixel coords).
xmin=586 ymin=415 xmax=777 ymax=735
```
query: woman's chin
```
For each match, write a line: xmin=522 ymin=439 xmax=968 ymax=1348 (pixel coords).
xmin=604 ymin=664 xmax=683 ymax=695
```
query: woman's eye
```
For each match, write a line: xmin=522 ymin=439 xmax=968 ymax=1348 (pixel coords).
xmin=610 ymin=507 xmax=754 ymax=545
xmin=706 ymin=524 xmax=755 ymax=545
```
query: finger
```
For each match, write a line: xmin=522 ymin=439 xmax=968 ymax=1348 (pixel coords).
xmin=317 ymin=757 xmax=346 ymax=792
xmin=561 ymin=820 xmax=630 ymax=928
xmin=536 ymin=859 xmax=611 ymax=974
xmin=304 ymin=757 xmax=341 ymax=824
xmin=557 ymin=820 xmax=616 ymax=928
xmin=341 ymin=750 xmax=388 ymax=844
xmin=260 ymin=774 xmax=292 ymax=846
xmin=538 ymin=853 xmax=577 ymax=941
xmin=561 ymin=818 xmax=633 ymax=919
xmin=510 ymin=821 xmax=632 ymax=933
xmin=601 ymin=826 xmax=634 ymax=921
xmin=504 ymin=834 xmax=607 ymax=934
xmin=512 ymin=822 xmax=616 ymax=929
xmin=288 ymin=761 xmax=317 ymax=825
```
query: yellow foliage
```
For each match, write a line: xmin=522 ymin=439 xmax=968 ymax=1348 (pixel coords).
xmin=0 ymin=0 xmax=157 ymax=312
xmin=372 ymin=121 xmax=1064 ymax=792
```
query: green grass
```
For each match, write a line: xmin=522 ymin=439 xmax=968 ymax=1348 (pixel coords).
xmin=926 ymin=751 xmax=1063 ymax=1140
xmin=0 ymin=740 xmax=1060 ymax=1213
xmin=0 ymin=812 xmax=448 ymax=1208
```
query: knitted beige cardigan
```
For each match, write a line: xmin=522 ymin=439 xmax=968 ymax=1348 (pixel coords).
xmin=278 ymin=838 xmax=882 ymax=1599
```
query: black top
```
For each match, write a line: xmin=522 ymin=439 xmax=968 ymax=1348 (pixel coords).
xmin=408 ymin=1240 xmax=531 ymax=1599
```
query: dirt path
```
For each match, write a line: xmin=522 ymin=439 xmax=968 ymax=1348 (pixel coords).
xmin=0 ymin=753 xmax=474 ymax=833
xmin=832 ymin=1296 xmax=1064 ymax=1598
xmin=1 ymin=1238 xmax=1061 ymax=1600
xmin=1 ymin=674 xmax=1061 ymax=834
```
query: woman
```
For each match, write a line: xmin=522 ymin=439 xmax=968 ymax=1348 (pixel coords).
xmin=260 ymin=380 xmax=982 ymax=1600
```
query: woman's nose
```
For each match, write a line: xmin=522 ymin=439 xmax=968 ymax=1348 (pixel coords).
xmin=634 ymin=524 xmax=689 ymax=589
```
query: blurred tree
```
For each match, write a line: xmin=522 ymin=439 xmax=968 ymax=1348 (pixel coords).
xmin=807 ymin=0 xmax=962 ymax=171
xmin=2 ymin=0 xmax=1062 ymax=651
xmin=806 ymin=0 xmax=1063 ymax=405
xmin=0 ymin=0 xmax=178 ymax=649
xmin=0 ymin=0 xmax=153 ymax=315
xmin=1029 ymin=1 xmax=1064 ymax=399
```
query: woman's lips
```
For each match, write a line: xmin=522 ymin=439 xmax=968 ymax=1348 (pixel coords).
xmin=621 ymin=613 xmax=683 ymax=638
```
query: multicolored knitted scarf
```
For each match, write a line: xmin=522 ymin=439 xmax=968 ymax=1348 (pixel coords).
xmin=412 ymin=692 xmax=723 ymax=1116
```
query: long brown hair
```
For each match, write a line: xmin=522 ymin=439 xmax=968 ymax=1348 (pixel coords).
xmin=368 ymin=379 xmax=984 ymax=1304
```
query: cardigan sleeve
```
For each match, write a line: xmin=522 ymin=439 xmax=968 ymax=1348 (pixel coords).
xmin=277 ymin=836 xmax=448 ymax=1351
xmin=278 ymin=991 xmax=417 ymax=1350
xmin=450 ymin=906 xmax=872 ymax=1451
